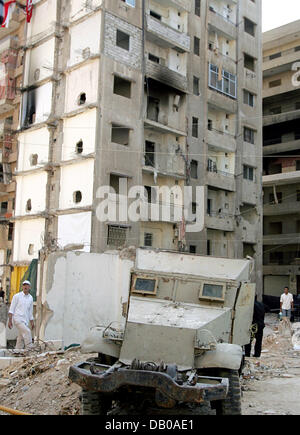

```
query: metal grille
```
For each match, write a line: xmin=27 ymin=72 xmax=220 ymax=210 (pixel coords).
xmin=107 ymin=225 xmax=127 ymax=247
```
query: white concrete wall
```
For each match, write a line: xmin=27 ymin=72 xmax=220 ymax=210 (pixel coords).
xmin=62 ymin=109 xmax=97 ymax=161
xmin=15 ymin=172 xmax=48 ymax=216
xmin=57 ymin=212 xmax=92 ymax=252
xmin=18 ymin=128 xmax=50 ymax=172
xmin=27 ymin=0 xmax=57 ymax=42
xmin=70 ymin=0 xmax=103 ymax=22
xmin=24 ymin=38 xmax=55 ymax=86
xmin=13 ymin=218 xmax=46 ymax=263
xmin=59 ymin=160 xmax=94 ymax=210
xmin=64 ymin=60 xmax=99 ymax=113
xmin=68 ymin=13 xmax=101 ymax=67
xmin=43 ymin=251 xmax=133 ymax=347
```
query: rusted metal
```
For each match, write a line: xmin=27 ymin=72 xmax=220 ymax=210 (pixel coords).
xmin=69 ymin=362 xmax=229 ymax=404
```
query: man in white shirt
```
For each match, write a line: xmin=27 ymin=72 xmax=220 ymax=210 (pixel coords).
xmin=8 ymin=280 xmax=34 ymax=349
xmin=280 ymin=287 xmax=294 ymax=320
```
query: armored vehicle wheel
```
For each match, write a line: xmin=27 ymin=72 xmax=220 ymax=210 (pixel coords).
xmin=213 ymin=370 xmax=242 ymax=415
xmin=80 ymin=390 xmax=112 ymax=415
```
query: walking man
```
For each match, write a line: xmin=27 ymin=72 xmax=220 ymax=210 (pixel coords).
xmin=8 ymin=281 xmax=34 ymax=349
xmin=280 ymin=287 xmax=294 ymax=320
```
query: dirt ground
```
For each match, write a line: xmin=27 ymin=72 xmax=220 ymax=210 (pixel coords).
xmin=0 ymin=314 xmax=299 ymax=416
xmin=241 ymin=314 xmax=300 ymax=415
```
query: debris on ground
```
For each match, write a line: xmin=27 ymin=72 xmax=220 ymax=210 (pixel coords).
xmin=0 ymin=344 xmax=97 ymax=415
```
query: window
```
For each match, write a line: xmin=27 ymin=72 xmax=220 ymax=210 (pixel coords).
xmin=150 ymin=10 xmax=161 ymax=20
xmin=8 ymin=223 xmax=14 ymax=241
xmin=269 ymin=221 xmax=282 ymax=235
xmin=194 ymin=36 xmax=200 ymax=56
xmin=207 ymin=240 xmax=211 ymax=256
xmin=269 ymin=79 xmax=281 ymax=88
xmin=199 ymin=282 xmax=225 ymax=301
xmin=244 ymin=18 xmax=256 ymax=36
xmin=145 ymin=141 xmax=155 ymax=167
xmin=270 ymin=252 xmax=283 ymax=264
xmin=121 ymin=0 xmax=135 ymax=7
xmin=195 ymin=0 xmax=201 ymax=16
xmin=269 ymin=192 xmax=282 ymax=204
xmin=116 ymin=29 xmax=130 ymax=51
xmin=131 ymin=275 xmax=158 ymax=295
xmin=113 ymin=76 xmax=131 ymax=98
xmin=148 ymin=53 xmax=160 ymax=64
xmin=193 ymin=76 xmax=200 ymax=96
xmin=244 ymin=54 xmax=255 ymax=72
xmin=191 ymin=160 xmax=198 ymax=179
xmin=208 ymin=119 xmax=213 ymax=131
xmin=297 ymin=190 xmax=300 ymax=202
xmin=192 ymin=117 xmax=198 ymax=138
xmin=243 ymin=165 xmax=254 ymax=181
xmin=244 ymin=127 xmax=255 ymax=144
xmin=107 ymin=225 xmax=127 ymax=247
xmin=209 ymin=64 xmax=237 ymax=99
xmin=144 ymin=233 xmax=153 ymax=247
xmin=0 ymin=201 xmax=8 ymax=215
xmin=244 ymin=90 xmax=255 ymax=107
xmin=111 ymin=124 xmax=130 ymax=146
xmin=269 ymin=52 xmax=281 ymax=60
xmin=189 ymin=245 xmax=197 ymax=254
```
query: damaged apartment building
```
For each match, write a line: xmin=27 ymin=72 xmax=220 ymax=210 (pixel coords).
xmin=11 ymin=0 xmax=263 ymax=308
xmin=263 ymin=20 xmax=300 ymax=300
xmin=0 ymin=1 xmax=27 ymax=302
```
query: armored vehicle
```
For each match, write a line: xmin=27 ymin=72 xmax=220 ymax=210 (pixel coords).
xmin=69 ymin=248 xmax=255 ymax=415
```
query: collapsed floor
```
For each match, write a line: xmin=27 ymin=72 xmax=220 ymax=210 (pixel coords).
xmin=0 ymin=314 xmax=299 ymax=415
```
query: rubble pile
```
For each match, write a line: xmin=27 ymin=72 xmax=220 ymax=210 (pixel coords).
xmin=0 ymin=346 xmax=97 ymax=415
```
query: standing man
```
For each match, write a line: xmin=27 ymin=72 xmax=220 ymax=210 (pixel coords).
xmin=280 ymin=287 xmax=294 ymax=320
xmin=245 ymin=298 xmax=265 ymax=358
xmin=0 ymin=287 xmax=5 ymax=303
xmin=8 ymin=281 xmax=34 ymax=349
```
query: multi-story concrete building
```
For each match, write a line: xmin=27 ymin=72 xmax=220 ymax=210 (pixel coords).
xmin=263 ymin=20 xmax=300 ymax=300
xmin=13 ymin=0 xmax=263 ymax=303
xmin=0 ymin=1 xmax=26 ymax=301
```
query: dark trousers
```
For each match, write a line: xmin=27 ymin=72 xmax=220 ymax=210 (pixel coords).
xmin=245 ymin=327 xmax=264 ymax=358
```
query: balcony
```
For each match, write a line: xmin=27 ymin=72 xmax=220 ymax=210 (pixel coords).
xmin=208 ymin=8 xmax=237 ymax=41
xmin=206 ymin=167 xmax=236 ymax=192
xmin=263 ymin=233 xmax=300 ymax=246
xmin=263 ymin=109 xmax=300 ymax=127
xmin=263 ymin=138 xmax=300 ymax=155
xmin=263 ymin=171 xmax=300 ymax=187
xmin=264 ymin=200 xmax=300 ymax=216
xmin=206 ymin=212 xmax=234 ymax=232
xmin=206 ymin=128 xmax=236 ymax=153
xmin=146 ymin=14 xmax=191 ymax=53
xmin=145 ymin=59 xmax=188 ymax=93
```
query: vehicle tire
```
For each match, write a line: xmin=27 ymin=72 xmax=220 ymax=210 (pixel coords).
xmin=214 ymin=369 xmax=242 ymax=415
xmin=80 ymin=390 xmax=112 ymax=415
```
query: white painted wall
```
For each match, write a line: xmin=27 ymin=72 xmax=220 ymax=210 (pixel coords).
xmin=64 ymin=60 xmax=99 ymax=113
xmin=27 ymin=0 xmax=57 ymax=42
xmin=24 ymin=38 xmax=55 ymax=86
xmin=62 ymin=109 xmax=97 ymax=161
xmin=13 ymin=218 xmax=46 ymax=263
xmin=43 ymin=251 xmax=133 ymax=347
xmin=57 ymin=212 xmax=92 ymax=252
xmin=59 ymin=160 xmax=94 ymax=210
xmin=70 ymin=0 xmax=103 ymax=22
xmin=15 ymin=172 xmax=48 ymax=217
xmin=68 ymin=13 xmax=101 ymax=67
xmin=0 ymin=250 xmax=4 ymax=277
xmin=18 ymin=128 xmax=50 ymax=172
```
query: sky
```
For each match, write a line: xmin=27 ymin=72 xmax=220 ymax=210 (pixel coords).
xmin=263 ymin=0 xmax=300 ymax=32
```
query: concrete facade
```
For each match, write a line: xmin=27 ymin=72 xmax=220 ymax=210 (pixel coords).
xmin=11 ymin=0 xmax=263 ymax=323
xmin=263 ymin=21 xmax=300 ymax=299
